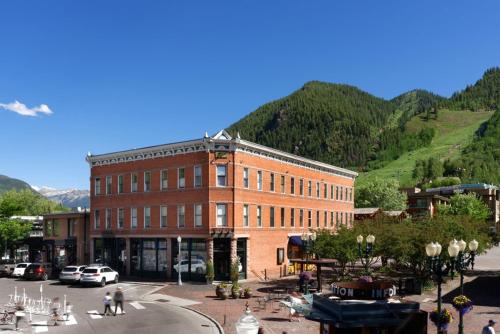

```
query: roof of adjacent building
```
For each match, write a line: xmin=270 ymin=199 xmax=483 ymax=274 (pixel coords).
xmin=426 ymin=183 xmax=498 ymax=193
xmin=354 ymin=208 xmax=381 ymax=215
xmin=383 ymin=210 xmax=405 ymax=217
xmin=86 ymin=129 xmax=358 ymax=179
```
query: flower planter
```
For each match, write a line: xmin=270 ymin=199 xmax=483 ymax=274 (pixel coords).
xmin=220 ymin=289 xmax=229 ymax=300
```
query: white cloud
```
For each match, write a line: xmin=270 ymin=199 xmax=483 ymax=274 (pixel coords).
xmin=0 ymin=100 xmax=53 ymax=117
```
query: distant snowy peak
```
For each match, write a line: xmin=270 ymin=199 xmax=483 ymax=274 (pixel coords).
xmin=32 ymin=185 xmax=90 ymax=208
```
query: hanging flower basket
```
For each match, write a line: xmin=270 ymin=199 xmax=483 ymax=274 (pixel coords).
xmin=429 ymin=308 xmax=453 ymax=329
xmin=452 ymin=295 xmax=473 ymax=315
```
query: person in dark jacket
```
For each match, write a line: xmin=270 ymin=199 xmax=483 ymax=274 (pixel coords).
xmin=113 ymin=287 xmax=125 ymax=315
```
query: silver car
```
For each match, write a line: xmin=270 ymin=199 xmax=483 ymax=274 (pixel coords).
xmin=59 ymin=265 xmax=87 ymax=284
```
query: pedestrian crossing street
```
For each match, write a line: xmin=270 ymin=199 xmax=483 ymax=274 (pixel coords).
xmin=30 ymin=301 xmax=146 ymax=333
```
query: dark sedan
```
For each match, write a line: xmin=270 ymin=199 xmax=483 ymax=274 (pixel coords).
xmin=23 ymin=263 xmax=49 ymax=280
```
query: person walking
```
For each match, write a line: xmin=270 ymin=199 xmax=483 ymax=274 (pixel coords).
xmin=483 ymin=320 xmax=497 ymax=334
xmin=103 ymin=292 xmax=113 ymax=316
xmin=14 ymin=302 xmax=25 ymax=331
xmin=50 ymin=297 xmax=61 ymax=326
xmin=113 ymin=287 xmax=125 ymax=316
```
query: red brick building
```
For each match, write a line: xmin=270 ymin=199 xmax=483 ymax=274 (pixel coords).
xmin=86 ymin=130 xmax=357 ymax=281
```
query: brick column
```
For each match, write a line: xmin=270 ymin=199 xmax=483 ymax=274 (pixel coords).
xmin=166 ymin=238 xmax=172 ymax=279
xmin=125 ymin=238 xmax=131 ymax=276
xmin=206 ymin=237 xmax=214 ymax=263
xmin=230 ymin=237 xmax=237 ymax=265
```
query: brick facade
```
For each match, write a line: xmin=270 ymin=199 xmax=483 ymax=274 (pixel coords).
xmin=86 ymin=130 xmax=357 ymax=280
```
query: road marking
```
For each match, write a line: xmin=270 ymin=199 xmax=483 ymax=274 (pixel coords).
xmin=87 ymin=310 xmax=103 ymax=319
xmin=32 ymin=320 xmax=48 ymax=333
xmin=66 ymin=314 xmax=78 ymax=325
xmin=130 ymin=302 xmax=145 ymax=310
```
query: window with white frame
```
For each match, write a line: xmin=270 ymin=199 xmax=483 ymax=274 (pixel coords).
xmin=243 ymin=168 xmax=249 ymax=188
xmin=270 ymin=207 xmax=275 ymax=227
xmin=243 ymin=204 xmax=249 ymax=227
xmin=300 ymin=179 xmax=304 ymax=195
xmin=106 ymin=176 xmax=112 ymax=195
xmin=340 ymin=211 xmax=343 ymax=225
xmin=217 ymin=165 xmax=227 ymax=187
xmin=144 ymin=172 xmax=151 ymax=192
xmin=270 ymin=173 xmax=275 ymax=192
xmin=307 ymin=210 xmax=312 ymax=227
xmin=316 ymin=182 xmax=320 ymax=198
xmin=345 ymin=187 xmax=348 ymax=201
xmin=336 ymin=186 xmax=339 ymax=200
xmin=336 ymin=212 xmax=340 ymax=227
xmin=290 ymin=208 xmax=295 ymax=227
xmin=280 ymin=207 xmax=285 ymax=227
xmin=131 ymin=173 xmax=138 ymax=192
xmin=308 ymin=181 xmax=312 ymax=196
xmin=340 ymin=186 xmax=343 ymax=201
xmin=291 ymin=177 xmax=295 ymax=194
xmin=195 ymin=204 xmax=202 ymax=227
xmin=178 ymin=168 xmax=185 ymax=188
xmin=131 ymin=208 xmax=137 ymax=229
xmin=105 ymin=208 xmax=111 ymax=229
xmin=118 ymin=208 xmax=124 ymax=229
xmin=299 ymin=209 xmax=304 ymax=227
xmin=330 ymin=184 xmax=334 ymax=199
xmin=257 ymin=206 xmax=262 ymax=227
xmin=194 ymin=166 xmax=202 ymax=187
xmin=118 ymin=175 xmax=123 ymax=194
xmin=216 ymin=204 xmax=227 ymax=227
xmin=161 ymin=170 xmax=168 ymax=190
xmin=95 ymin=177 xmax=101 ymax=195
xmin=257 ymin=171 xmax=263 ymax=190
xmin=316 ymin=210 xmax=320 ymax=227
xmin=160 ymin=206 xmax=168 ymax=228
xmin=144 ymin=207 xmax=151 ymax=228
xmin=177 ymin=205 xmax=185 ymax=227
xmin=280 ymin=175 xmax=285 ymax=193
xmin=330 ymin=211 xmax=334 ymax=227
xmin=324 ymin=211 xmax=328 ymax=227
xmin=324 ymin=184 xmax=327 ymax=199
xmin=94 ymin=209 xmax=100 ymax=229
xmin=349 ymin=188 xmax=353 ymax=202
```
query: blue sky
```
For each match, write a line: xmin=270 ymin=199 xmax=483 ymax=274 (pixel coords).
xmin=1 ymin=0 xmax=499 ymax=189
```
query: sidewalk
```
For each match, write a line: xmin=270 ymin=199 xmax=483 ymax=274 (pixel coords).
xmin=151 ymin=278 xmax=319 ymax=334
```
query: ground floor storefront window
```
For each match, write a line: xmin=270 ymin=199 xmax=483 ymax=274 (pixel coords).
xmin=237 ymin=239 xmax=247 ymax=280
xmin=130 ymin=238 xmax=167 ymax=278
xmin=172 ymin=238 xmax=207 ymax=282
xmin=93 ymin=238 xmax=126 ymax=274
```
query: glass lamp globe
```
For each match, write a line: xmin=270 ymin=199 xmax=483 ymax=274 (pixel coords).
xmin=448 ymin=243 xmax=460 ymax=258
xmin=356 ymin=235 xmax=364 ymax=244
xmin=426 ymin=243 xmax=436 ymax=257
xmin=435 ymin=242 xmax=442 ymax=256
xmin=468 ymin=239 xmax=479 ymax=252
xmin=457 ymin=240 xmax=467 ymax=252
xmin=366 ymin=235 xmax=375 ymax=244
xmin=311 ymin=232 xmax=317 ymax=241
xmin=235 ymin=303 xmax=259 ymax=334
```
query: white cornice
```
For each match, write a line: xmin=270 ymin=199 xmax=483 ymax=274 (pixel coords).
xmin=86 ymin=132 xmax=358 ymax=179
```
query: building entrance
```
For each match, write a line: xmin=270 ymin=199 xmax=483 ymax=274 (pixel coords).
xmin=214 ymin=238 xmax=230 ymax=281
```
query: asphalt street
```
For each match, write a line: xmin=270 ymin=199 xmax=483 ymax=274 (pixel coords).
xmin=0 ymin=277 xmax=221 ymax=334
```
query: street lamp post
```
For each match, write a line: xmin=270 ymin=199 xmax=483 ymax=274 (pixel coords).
xmin=177 ymin=236 xmax=182 ymax=286
xmin=357 ymin=234 xmax=375 ymax=275
xmin=300 ymin=231 xmax=317 ymax=294
xmin=425 ymin=241 xmax=459 ymax=334
xmin=454 ymin=239 xmax=478 ymax=334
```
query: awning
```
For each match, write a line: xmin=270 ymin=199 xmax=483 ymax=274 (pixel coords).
xmin=289 ymin=236 xmax=303 ymax=246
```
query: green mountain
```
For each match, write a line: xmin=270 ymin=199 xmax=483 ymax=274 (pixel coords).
xmin=228 ymin=68 xmax=500 ymax=186
xmin=228 ymin=82 xmax=441 ymax=170
xmin=0 ymin=175 xmax=33 ymax=194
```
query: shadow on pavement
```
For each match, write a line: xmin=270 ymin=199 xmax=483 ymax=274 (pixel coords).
xmin=443 ymin=272 xmax=500 ymax=307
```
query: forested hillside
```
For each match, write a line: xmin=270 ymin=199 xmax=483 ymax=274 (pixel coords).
xmin=0 ymin=175 xmax=33 ymax=194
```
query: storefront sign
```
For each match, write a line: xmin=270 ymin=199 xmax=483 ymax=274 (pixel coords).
xmin=331 ymin=281 xmax=397 ymax=300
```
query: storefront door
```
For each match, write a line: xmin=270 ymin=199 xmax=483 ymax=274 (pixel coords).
xmin=214 ymin=238 xmax=230 ymax=281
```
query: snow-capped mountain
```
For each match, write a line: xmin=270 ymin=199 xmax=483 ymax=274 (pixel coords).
xmin=32 ymin=186 xmax=90 ymax=208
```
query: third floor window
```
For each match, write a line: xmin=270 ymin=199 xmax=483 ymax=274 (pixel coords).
xmin=217 ymin=165 xmax=227 ymax=187
xmin=270 ymin=173 xmax=275 ymax=192
xmin=144 ymin=172 xmax=151 ymax=192
xmin=131 ymin=174 xmax=138 ymax=192
xmin=243 ymin=168 xmax=249 ymax=188
xmin=257 ymin=171 xmax=263 ymax=191
xmin=106 ymin=176 xmax=112 ymax=195
xmin=178 ymin=168 xmax=185 ymax=188
xmin=95 ymin=177 xmax=101 ymax=195
xmin=280 ymin=175 xmax=285 ymax=193
xmin=118 ymin=175 xmax=123 ymax=194
xmin=291 ymin=177 xmax=295 ymax=195
xmin=194 ymin=166 xmax=202 ymax=187
xmin=161 ymin=170 xmax=168 ymax=190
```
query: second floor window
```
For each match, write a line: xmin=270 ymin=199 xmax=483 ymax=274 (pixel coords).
xmin=118 ymin=175 xmax=123 ymax=194
xmin=330 ymin=211 xmax=334 ymax=227
xmin=106 ymin=176 xmax=112 ymax=194
xmin=178 ymin=168 xmax=185 ymax=188
xmin=316 ymin=182 xmax=320 ymax=198
xmin=131 ymin=208 xmax=137 ymax=228
xmin=243 ymin=168 xmax=249 ymax=188
xmin=280 ymin=207 xmax=285 ymax=227
xmin=340 ymin=186 xmax=343 ymax=201
xmin=299 ymin=179 xmax=304 ymax=195
xmin=105 ymin=208 xmax=111 ymax=229
xmin=291 ymin=177 xmax=295 ymax=194
xmin=144 ymin=172 xmax=151 ymax=192
xmin=336 ymin=186 xmax=339 ymax=200
xmin=316 ymin=211 xmax=320 ymax=227
xmin=290 ymin=208 xmax=295 ymax=227
xmin=324 ymin=184 xmax=328 ymax=199
xmin=270 ymin=173 xmax=275 ymax=192
xmin=95 ymin=177 xmax=101 ymax=195
xmin=195 ymin=204 xmax=202 ymax=227
xmin=118 ymin=208 xmax=124 ymax=229
xmin=94 ymin=209 xmax=100 ymax=229
xmin=270 ymin=207 xmax=275 ymax=227
xmin=131 ymin=174 xmax=138 ymax=192
xmin=324 ymin=211 xmax=328 ymax=227
xmin=280 ymin=175 xmax=285 ymax=193
xmin=308 ymin=181 xmax=312 ymax=196
xmin=299 ymin=209 xmax=304 ymax=227
xmin=257 ymin=171 xmax=263 ymax=190
xmin=331 ymin=184 xmax=334 ymax=199
xmin=144 ymin=207 xmax=151 ymax=228
xmin=160 ymin=206 xmax=167 ymax=228
xmin=217 ymin=165 xmax=227 ymax=186
xmin=216 ymin=204 xmax=227 ymax=227
xmin=308 ymin=210 xmax=312 ymax=227
xmin=257 ymin=206 xmax=262 ymax=227
xmin=161 ymin=170 xmax=168 ymax=190
xmin=243 ymin=204 xmax=249 ymax=227
xmin=177 ymin=205 xmax=185 ymax=227
xmin=336 ymin=212 xmax=340 ymax=227
xmin=194 ymin=166 xmax=202 ymax=187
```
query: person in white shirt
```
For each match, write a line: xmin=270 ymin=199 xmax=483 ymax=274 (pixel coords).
xmin=483 ymin=319 xmax=497 ymax=334
xmin=103 ymin=292 xmax=113 ymax=316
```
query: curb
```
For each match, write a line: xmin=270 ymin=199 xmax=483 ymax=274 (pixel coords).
xmin=182 ymin=306 xmax=225 ymax=334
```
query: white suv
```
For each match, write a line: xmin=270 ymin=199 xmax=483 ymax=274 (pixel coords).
xmin=80 ymin=266 xmax=119 ymax=287
xmin=12 ymin=263 xmax=31 ymax=277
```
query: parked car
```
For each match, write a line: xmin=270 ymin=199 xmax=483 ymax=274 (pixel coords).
xmin=80 ymin=266 xmax=119 ymax=287
xmin=173 ymin=259 xmax=206 ymax=274
xmin=23 ymin=263 xmax=50 ymax=281
xmin=12 ymin=263 xmax=31 ymax=277
xmin=59 ymin=265 xmax=87 ymax=284
xmin=0 ymin=260 xmax=17 ymax=277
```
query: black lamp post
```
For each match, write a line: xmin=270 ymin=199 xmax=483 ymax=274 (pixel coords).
xmin=426 ymin=241 xmax=459 ymax=334
xmin=357 ymin=234 xmax=375 ymax=275
xmin=301 ymin=231 xmax=317 ymax=294
xmin=454 ymin=239 xmax=478 ymax=334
